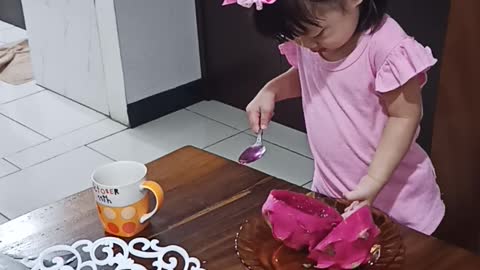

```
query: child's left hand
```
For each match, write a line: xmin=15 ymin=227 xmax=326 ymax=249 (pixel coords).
xmin=343 ymin=175 xmax=384 ymax=211
xmin=341 ymin=200 xmax=370 ymax=219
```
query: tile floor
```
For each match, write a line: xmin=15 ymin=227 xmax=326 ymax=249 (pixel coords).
xmin=0 ymin=22 xmax=314 ymax=225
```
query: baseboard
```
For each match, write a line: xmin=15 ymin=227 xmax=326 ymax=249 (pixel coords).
xmin=127 ymin=79 xmax=204 ymax=128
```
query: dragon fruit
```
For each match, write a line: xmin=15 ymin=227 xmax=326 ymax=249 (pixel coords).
xmin=262 ymin=190 xmax=343 ymax=251
xmin=308 ymin=206 xmax=381 ymax=269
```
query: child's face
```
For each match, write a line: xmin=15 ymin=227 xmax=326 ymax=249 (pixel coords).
xmin=295 ymin=0 xmax=362 ymax=54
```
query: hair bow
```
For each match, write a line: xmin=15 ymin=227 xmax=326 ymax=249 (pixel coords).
xmin=222 ymin=0 xmax=277 ymax=11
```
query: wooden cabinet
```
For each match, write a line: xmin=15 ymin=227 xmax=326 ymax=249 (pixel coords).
xmin=431 ymin=0 xmax=480 ymax=252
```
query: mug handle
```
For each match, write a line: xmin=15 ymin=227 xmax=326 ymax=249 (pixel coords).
xmin=139 ymin=181 xmax=164 ymax=224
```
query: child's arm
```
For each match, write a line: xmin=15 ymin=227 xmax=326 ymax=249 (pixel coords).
xmin=344 ymin=77 xmax=423 ymax=205
xmin=246 ymin=67 xmax=302 ymax=133
xmin=268 ymin=67 xmax=302 ymax=102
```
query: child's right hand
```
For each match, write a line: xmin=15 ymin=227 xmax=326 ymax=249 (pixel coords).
xmin=246 ymin=87 xmax=276 ymax=133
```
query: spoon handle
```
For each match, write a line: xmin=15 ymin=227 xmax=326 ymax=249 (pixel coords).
xmin=255 ymin=129 xmax=263 ymax=145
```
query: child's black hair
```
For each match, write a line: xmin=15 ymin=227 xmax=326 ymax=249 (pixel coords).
xmin=253 ymin=0 xmax=388 ymax=42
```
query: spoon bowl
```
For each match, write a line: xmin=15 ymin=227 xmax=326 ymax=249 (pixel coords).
xmin=238 ymin=130 xmax=266 ymax=164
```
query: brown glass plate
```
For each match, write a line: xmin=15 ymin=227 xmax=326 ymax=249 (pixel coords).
xmin=235 ymin=194 xmax=405 ymax=269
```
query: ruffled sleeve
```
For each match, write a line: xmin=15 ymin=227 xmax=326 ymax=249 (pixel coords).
xmin=375 ymin=38 xmax=437 ymax=93
xmin=278 ymin=41 xmax=298 ymax=68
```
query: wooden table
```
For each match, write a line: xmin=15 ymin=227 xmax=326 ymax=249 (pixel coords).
xmin=0 ymin=146 xmax=479 ymax=269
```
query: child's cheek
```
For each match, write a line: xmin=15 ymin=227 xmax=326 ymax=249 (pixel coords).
xmin=323 ymin=33 xmax=347 ymax=50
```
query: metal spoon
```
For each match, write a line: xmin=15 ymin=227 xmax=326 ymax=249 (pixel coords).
xmin=238 ymin=129 xmax=266 ymax=164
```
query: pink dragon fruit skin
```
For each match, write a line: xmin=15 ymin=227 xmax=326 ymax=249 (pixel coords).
xmin=308 ymin=206 xmax=381 ymax=269
xmin=262 ymin=190 xmax=343 ymax=251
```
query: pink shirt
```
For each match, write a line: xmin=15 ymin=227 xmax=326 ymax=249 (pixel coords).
xmin=279 ymin=16 xmax=444 ymax=234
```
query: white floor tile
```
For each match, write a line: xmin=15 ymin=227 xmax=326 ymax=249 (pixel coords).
xmin=206 ymin=133 xmax=314 ymax=186
xmin=0 ymin=20 xmax=14 ymax=31
xmin=0 ymin=159 xmax=18 ymax=178
xmin=7 ymin=119 xmax=126 ymax=168
xmin=0 ymin=114 xmax=47 ymax=157
xmin=89 ymin=110 xmax=239 ymax=163
xmin=0 ymin=91 xmax=106 ymax=138
xmin=188 ymin=100 xmax=249 ymax=130
xmin=0 ymin=147 xmax=113 ymax=219
xmin=0 ymin=27 xmax=27 ymax=44
xmin=0 ymin=81 xmax=44 ymax=104
xmin=0 ymin=213 xmax=8 ymax=225
xmin=249 ymin=121 xmax=313 ymax=159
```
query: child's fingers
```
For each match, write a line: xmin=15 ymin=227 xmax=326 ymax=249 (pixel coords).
xmin=342 ymin=201 xmax=359 ymax=219
xmin=342 ymin=201 xmax=371 ymax=219
xmin=344 ymin=200 xmax=359 ymax=213
xmin=247 ymin=110 xmax=261 ymax=133
xmin=260 ymin=108 xmax=273 ymax=130
xmin=356 ymin=200 xmax=370 ymax=209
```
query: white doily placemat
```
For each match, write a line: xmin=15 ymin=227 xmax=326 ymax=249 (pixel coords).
xmin=21 ymin=237 xmax=205 ymax=270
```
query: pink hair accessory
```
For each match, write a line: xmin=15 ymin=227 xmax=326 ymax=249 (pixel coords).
xmin=222 ymin=0 xmax=277 ymax=11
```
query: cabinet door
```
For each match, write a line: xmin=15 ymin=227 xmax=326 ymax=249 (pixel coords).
xmin=432 ymin=0 xmax=480 ymax=252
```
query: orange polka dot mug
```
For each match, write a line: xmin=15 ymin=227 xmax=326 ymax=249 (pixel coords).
xmin=91 ymin=161 xmax=164 ymax=237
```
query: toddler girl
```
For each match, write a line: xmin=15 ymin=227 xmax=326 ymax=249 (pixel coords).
xmin=223 ymin=0 xmax=445 ymax=234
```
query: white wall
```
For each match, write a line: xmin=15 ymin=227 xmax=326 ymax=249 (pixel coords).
xmin=114 ymin=0 xmax=201 ymax=104
xmin=22 ymin=0 xmax=110 ymax=115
